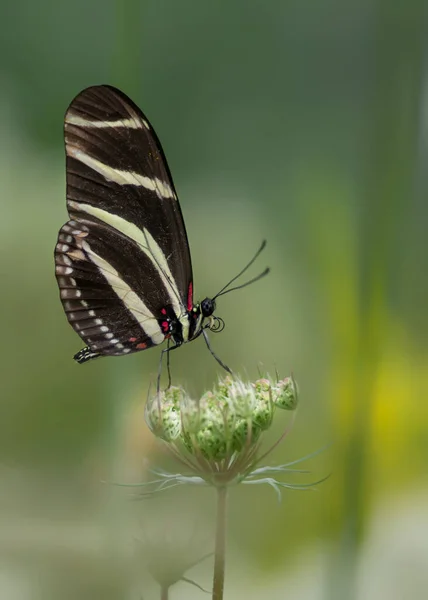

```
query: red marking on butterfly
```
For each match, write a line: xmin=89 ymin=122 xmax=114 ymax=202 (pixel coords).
xmin=161 ymin=308 xmax=167 ymax=315
xmin=136 ymin=342 xmax=147 ymax=349
xmin=161 ymin=321 xmax=169 ymax=333
xmin=129 ymin=337 xmax=137 ymax=343
xmin=187 ymin=282 xmax=193 ymax=311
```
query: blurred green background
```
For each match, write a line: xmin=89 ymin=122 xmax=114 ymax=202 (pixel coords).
xmin=1 ymin=1 xmax=427 ymax=599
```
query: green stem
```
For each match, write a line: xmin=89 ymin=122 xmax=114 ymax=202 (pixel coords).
xmin=160 ymin=584 xmax=169 ymax=600
xmin=212 ymin=486 xmax=228 ymax=600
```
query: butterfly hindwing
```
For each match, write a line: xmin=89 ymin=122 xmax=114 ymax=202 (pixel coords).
xmin=55 ymin=220 xmax=161 ymax=358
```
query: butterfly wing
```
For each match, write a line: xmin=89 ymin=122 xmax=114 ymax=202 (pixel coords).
xmin=54 ymin=85 xmax=193 ymax=360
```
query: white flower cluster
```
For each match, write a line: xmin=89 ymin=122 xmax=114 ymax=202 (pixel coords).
xmin=145 ymin=375 xmax=298 ymax=462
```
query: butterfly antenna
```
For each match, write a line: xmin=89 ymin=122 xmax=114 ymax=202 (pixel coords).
xmin=214 ymin=240 xmax=269 ymax=299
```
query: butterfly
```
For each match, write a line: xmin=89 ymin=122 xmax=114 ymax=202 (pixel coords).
xmin=54 ymin=85 xmax=268 ymax=382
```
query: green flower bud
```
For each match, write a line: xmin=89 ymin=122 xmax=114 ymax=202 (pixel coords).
xmin=272 ymin=377 xmax=298 ymax=410
xmin=145 ymin=386 xmax=185 ymax=441
xmin=232 ymin=417 xmax=262 ymax=452
xmin=252 ymin=378 xmax=275 ymax=430
xmin=195 ymin=421 xmax=228 ymax=460
xmin=225 ymin=379 xmax=257 ymax=419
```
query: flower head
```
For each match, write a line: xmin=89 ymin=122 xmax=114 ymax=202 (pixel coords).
xmin=145 ymin=374 xmax=300 ymax=489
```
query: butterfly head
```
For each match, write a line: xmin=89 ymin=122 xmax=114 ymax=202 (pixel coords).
xmin=200 ymin=298 xmax=225 ymax=333
xmin=201 ymin=297 xmax=216 ymax=318
xmin=189 ymin=297 xmax=224 ymax=337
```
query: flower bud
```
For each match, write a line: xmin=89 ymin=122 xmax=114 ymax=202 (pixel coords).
xmin=272 ymin=376 xmax=298 ymax=410
xmin=145 ymin=386 xmax=185 ymax=441
xmin=252 ymin=378 xmax=275 ymax=430
xmin=232 ymin=417 xmax=262 ymax=452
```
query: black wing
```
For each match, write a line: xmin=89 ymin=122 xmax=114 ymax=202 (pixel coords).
xmin=54 ymin=85 xmax=193 ymax=360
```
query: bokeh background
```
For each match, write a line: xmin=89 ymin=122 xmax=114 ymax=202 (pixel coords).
xmin=1 ymin=1 xmax=427 ymax=599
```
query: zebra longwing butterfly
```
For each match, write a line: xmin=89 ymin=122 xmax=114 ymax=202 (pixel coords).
xmin=54 ymin=85 xmax=268 ymax=374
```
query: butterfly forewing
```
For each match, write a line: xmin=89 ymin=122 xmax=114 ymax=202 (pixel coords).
xmin=55 ymin=85 xmax=193 ymax=359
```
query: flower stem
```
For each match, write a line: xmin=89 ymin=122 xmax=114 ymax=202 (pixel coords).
xmin=212 ymin=486 xmax=228 ymax=600
xmin=160 ymin=585 xmax=169 ymax=600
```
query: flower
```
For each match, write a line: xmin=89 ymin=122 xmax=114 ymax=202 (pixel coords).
xmin=142 ymin=374 xmax=320 ymax=495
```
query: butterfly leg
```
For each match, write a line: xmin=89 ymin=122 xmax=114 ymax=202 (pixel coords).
xmin=202 ymin=329 xmax=233 ymax=375
xmin=157 ymin=342 xmax=181 ymax=394
xmin=166 ymin=339 xmax=173 ymax=389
